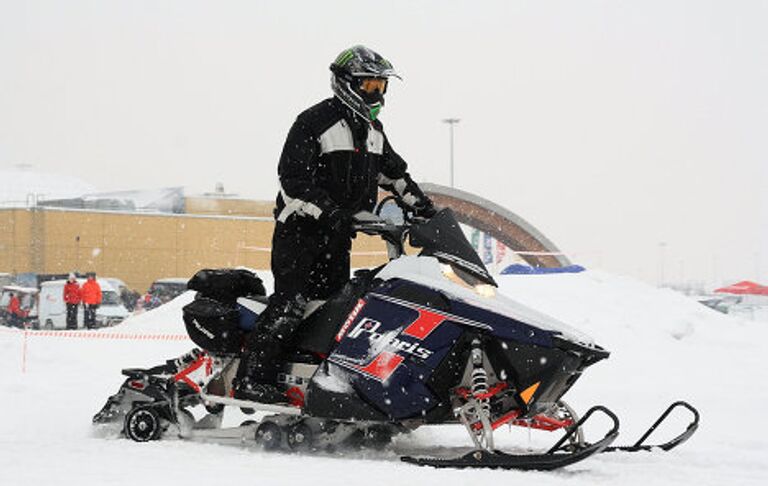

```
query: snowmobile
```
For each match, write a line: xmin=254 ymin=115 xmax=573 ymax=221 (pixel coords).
xmin=93 ymin=204 xmax=699 ymax=470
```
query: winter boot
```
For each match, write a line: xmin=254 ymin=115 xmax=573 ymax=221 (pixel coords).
xmin=232 ymin=294 xmax=307 ymax=404
xmin=233 ymin=334 xmax=286 ymax=404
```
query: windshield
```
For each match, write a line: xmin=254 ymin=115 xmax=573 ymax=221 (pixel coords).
xmin=102 ymin=291 xmax=121 ymax=306
xmin=149 ymin=283 xmax=187 ymax=297
xmin=408 ymin=208 xmax=497 ymax=287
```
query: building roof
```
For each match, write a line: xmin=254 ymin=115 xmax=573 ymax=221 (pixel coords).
xmin=0 ymin=167 xmax=96 ymax=206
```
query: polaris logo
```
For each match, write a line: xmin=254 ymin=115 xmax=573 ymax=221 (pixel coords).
xmin=192 ymin=319 xmax=215 ymax=340
xmin=348 ymin=318 xmax=433 ymax=360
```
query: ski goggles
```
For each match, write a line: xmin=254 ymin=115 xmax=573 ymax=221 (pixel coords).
xmin=359 ymin=77 xmax=388 ymax=94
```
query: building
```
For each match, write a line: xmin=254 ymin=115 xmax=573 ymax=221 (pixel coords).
xmin=0 ymin=183 xmax=567 ymax=292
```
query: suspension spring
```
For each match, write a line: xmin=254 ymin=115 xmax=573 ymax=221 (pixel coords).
xmin=470 ymin=339 xmax=490 ymax=415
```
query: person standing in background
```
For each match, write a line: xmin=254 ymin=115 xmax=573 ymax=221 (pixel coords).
xmin=81 ymin=273 xmax=102 ymax=329
xmin=7 ymin=292 xmax=23 ymax=328
xmin=63 ymin=273 xmax=81 ymax=330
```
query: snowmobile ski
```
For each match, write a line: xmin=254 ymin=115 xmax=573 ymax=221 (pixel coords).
xmin=602 ymin=401 xmax=699 ymax=453
xmin=401 ymin=405 xmax=619 ymax=471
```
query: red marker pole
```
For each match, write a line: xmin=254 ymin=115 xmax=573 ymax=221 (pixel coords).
xmin=21 ymin=330 xmax=28 ymax=374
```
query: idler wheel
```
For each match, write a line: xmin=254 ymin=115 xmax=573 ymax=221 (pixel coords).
xmin=287 ymin=422 xmax=314 ymax=451
xmin=255 ymin=421 xmax=283 ymax=450
xmin=125 ymin=406 xmax=162 ymax=442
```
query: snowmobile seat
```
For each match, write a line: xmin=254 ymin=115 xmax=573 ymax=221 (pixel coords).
xmin=121 ymin=368 xmax=150 ymax=378
xmin=291 ymin=277 xmax=371 ymax=355
xmin=121 ymin=362 xmax=175 ymax=378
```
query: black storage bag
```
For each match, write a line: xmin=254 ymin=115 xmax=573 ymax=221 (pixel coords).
xmin=187 ymin=268 xmax=265 ymax=304
xmin=182 ymin=297 xmax=244 ymax=354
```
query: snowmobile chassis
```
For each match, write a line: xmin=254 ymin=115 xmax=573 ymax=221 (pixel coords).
xmin=105 ymin=332 xmax=699 ymax=470
xmin=107 ymin=347 xmax=700 ymax=470
xmin=115 ymin=371 xmax=698 ymax=471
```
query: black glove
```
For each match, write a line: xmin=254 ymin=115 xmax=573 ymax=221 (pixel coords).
xmin=412 ymin=199 xmax=437 ymax=219
xmin=324 ymin=208 xmax=356 ymax=236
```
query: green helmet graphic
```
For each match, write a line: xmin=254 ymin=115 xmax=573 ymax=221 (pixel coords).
xmin=330 ymin=45 xmax=400 ymax=121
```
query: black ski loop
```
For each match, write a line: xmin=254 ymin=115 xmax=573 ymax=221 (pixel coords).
xmin=604 ymin=400 xmax=699 ymax=452
xmin=547 ymin=405 xmax=620 ymax=454
xmin=634 ymin=401 xmax=698 ymax=448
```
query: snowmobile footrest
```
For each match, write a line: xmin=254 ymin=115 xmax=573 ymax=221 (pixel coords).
xmin=603 ymin=400 xmax=699 ymax=452
xmin=402 ymin=405 xmax=619 ymax=471
xmin=200 ymin=393 xmax=302 ymax=416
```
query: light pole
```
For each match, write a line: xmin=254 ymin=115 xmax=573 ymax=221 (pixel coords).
xmin=442 ymin=118 xmax=460 ymax=188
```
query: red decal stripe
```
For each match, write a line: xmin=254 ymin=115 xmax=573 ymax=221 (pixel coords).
xmin=402 ymin=309 xmax=446 ymax=340
xmin=357 ymin=351 xmax=404 ymax=382
xmin=173 ymin=354 xmax=211 ymax=393
xmin=336 ymin=299 xmax=366 ymax=342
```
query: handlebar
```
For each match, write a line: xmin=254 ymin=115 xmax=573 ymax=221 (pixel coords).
xmin=352 ymin=211 xmax=402 ymax=236
xmin=351 ymin=211 xmax=408 ymax=259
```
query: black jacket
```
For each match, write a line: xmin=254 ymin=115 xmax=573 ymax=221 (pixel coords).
xmin=275 ymin=97 xmax=429 ymax=223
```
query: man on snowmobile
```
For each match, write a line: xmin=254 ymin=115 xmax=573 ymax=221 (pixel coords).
xmin=234 ymin=45 xmax=436 ymax=403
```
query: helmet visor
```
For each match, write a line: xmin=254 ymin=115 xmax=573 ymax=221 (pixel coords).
xmin=359 ymin=77 xmax=388 ymax=94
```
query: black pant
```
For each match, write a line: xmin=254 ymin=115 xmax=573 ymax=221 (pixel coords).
xmin=270 ymin=217 xmax=352 ymax=308
xmin=84 ymin=304 xmax=98 ymax=329
xmin=66 ymin=303 xmax=79 ymax=329
xmin=238 ymin=217 xmax=352 ymax=385
xmin=8 ymin=314 xmax=22 ymax=329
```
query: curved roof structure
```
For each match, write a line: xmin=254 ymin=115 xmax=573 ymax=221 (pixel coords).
xmin=421 ymin=183 xmax=570 ymax=268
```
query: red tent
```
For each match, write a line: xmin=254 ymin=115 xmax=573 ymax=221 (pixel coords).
xmin=714 ymin=281 xmax=768 ymax=296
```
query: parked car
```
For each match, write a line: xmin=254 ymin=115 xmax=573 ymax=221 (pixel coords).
xmin=0 ymin=285 xmax=39 ymax=329
xmin=141 ymin=278 xmax=189 ymax=310
xmin=105 ymin=277 xmax=141 ymax=312
xmin=38 ymin=279 xmax=130 ymax=329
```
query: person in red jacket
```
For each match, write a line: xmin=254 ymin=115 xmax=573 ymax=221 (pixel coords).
xmin=63 ymin=273 xmax=81 ymax=330
xmin=7 ymin=292 xmax=24 ymax=328
xmin=81 ymin=272 xmax=102 ymax=329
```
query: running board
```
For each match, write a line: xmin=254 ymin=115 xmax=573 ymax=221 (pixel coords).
xmin=200 ymin=393 xmax=302 ymax=415
xmin=183 ymin=424 xmax=257 ymax=441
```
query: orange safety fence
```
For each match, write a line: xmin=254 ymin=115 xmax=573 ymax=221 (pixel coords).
xmin=0 ymin=327 xmax=190 ymax=373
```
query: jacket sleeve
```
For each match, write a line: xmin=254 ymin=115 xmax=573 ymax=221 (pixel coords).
xmin=377 ymin=134 xmax=432 ymax=210
xmin=276 ymin=118 xmax=339 ymax=223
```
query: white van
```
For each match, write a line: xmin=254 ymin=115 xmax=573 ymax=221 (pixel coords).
xmin=38 ymin=279 xmax=130 ymax=330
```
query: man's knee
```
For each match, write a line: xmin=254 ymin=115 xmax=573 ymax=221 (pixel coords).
xmin=253 ymin=293 xmax=307 ymax=344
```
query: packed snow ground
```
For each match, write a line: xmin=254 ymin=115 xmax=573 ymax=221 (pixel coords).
xmin=1 ymin=270 xmax=766 ymax=485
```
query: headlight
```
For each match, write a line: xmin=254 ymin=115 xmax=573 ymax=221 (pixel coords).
xmin=441 ymin=264 xmax=496 ymax=298
xmin=474 ymin=284 xmax=496 ymax=298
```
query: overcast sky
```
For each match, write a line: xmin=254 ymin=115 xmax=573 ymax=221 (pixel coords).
xmin=1 ymin=0 xmax=766 ymax=286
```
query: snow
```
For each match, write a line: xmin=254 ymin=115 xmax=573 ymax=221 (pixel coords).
xmin=1 ymin=270 xmax=767 ymax=485
xmin=0 ymin=168 xmax=95 ymax=204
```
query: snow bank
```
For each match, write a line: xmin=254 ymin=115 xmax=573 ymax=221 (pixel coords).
xmin=115 ymin=291 xmax=195 ymax=335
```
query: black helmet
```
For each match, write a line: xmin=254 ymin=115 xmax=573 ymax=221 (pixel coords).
xmin=330 ymin=45 xmax=400 ymax=121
